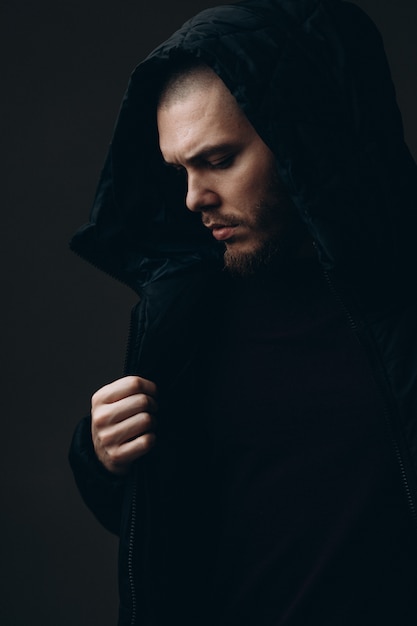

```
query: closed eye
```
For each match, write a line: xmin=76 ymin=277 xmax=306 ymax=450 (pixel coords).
xmin=163 ymin=161 xmax=187 ymax=177
xmin=208 ymin=155 xmax=234 ymax=170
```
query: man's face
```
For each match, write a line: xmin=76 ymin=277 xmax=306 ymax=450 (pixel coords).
xmin=157 ymin=75 xmax=300 ymax=275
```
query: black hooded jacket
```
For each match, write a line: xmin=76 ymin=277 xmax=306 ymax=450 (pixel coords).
xmin=69 ymin=1 xmax=417 ymax=624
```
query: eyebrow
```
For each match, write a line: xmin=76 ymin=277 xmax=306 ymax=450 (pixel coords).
xmin=162 ymin=142 xmax=237 ymax=167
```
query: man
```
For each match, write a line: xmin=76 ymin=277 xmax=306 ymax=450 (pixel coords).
xmin=69 ymin=1 xmax=417 ymax=624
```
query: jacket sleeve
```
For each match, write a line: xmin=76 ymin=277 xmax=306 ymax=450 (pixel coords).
xmin=68 ymin=415 xmax=127 ymax=535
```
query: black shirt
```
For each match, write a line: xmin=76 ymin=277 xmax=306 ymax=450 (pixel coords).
xmin=206 ymin=260 xmax=417 ymax=625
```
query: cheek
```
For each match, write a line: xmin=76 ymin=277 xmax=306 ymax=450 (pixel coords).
xmin=233 ymin=167 xmax=268 ymax=207
xmin=220 ymin=154 xmax=278 ymax=217
xmin=247 ymin=154 xmax=276 ymax=193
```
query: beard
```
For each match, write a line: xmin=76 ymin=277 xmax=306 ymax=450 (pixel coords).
xmin=224 ymin=234 xmax=281 ymax=277
xmin=222 ymin=173 xmax=306 ymax=278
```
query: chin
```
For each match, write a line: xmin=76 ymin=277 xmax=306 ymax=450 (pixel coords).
xmin=223 ymin=238 xmax=281 ymax=277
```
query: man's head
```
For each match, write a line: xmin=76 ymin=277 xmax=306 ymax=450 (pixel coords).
xmin=157 ymin=63 xmax=309 ymax=276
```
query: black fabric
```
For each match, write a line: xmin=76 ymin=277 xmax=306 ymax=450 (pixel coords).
xmin=68 ymin=1 xmax=417 ymax=624
xmin=206 ymin=261 xmax=417 ymax=624
xmin=69 ymin=415 xmax=126 ymax=535
xmin=70 ymin=0 xmax=417 ymax=299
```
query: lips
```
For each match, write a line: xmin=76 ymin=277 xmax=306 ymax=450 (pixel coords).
xmin=205 ymin=222 xmax=239 ymax=241
xmin=211 ymin=226 xmax=237 ymax=241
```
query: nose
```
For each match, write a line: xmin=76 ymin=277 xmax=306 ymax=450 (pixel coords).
xmin=185 ymin=172 xmax=219 ymax=213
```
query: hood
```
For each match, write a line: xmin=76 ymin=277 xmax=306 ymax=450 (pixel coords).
xmin=71 ymin=0 xmax=417 ymax=299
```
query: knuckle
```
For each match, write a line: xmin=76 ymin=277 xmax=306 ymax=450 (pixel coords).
xmin=138 ymin=394 xmax=153 ymax=412
xmin=91 ymin=389 xmax=102 ymax=408
xmin=93 ymin=428 xmax=107 ymax=448
xmin=127 ymin=375 xmax=157 ymax=398
xmin=91 ymin=383 xmax=112 ymax=409
xmin=97 ymin=430 xmax=111 ymax=448
xmin=106 ymin=447 xmax=123 ymax=465
xmin=139 ymin=412 xmax=153 ymax=430
xmin=126 ymin=376 xmax=143 ymax=393
xmin=140 ymin=432 xmax=156 ymax=451
xmin=91 ymin=406 xmax=108 ymax=427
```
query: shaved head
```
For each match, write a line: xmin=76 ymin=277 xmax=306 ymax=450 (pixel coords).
xmin=158 ymin=62 xmax=236 ymax=112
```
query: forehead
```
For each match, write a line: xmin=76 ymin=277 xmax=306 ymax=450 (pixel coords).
xmin=157 ymin=79 xmax=251 ymax=161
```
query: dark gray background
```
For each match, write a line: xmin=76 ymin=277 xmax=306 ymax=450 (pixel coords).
xmin=2 ymin=1 xmax=416 ymax=624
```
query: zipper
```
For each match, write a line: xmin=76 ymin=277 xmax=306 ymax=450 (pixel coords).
xmin=128 ymin=460 xmax=155 ymax=626
xmin=71 ymin=242 xmax=144 ymax=623
xmin=124 ymin=305 xmax=145 ymax=626
xmin=128 ymin=471 xmax=138 ymax=626
xmin=322 ymin=267 xmax=417 ymax=528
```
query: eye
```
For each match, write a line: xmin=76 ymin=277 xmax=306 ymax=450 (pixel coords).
xmin=164 ymin=162 xmax=187 ymax=178
xmin=208 ymin=155 xmax=234 ymax=170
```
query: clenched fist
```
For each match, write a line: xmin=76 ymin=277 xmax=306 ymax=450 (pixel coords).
xmin=91 ymin=376 xmax=158 ymax=475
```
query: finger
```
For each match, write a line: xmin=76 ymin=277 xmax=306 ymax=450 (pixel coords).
xmin=118 ymin=432 xmax=156 ymax=462
xmin=94 ymin=394 xmax=158 ymax=426
xmin=92 ymin=376 xmax=158 ymax=406
xmin=99 ymin=412 xmax=156 ymax=447
xmin=104 ymin=432 xmax=156 ymax=472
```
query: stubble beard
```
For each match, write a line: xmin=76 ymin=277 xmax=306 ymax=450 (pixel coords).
xmin=223 ymin=175 xmax=296 ymax=278
xmin=223 ymin=228 xmax=282 ymax=277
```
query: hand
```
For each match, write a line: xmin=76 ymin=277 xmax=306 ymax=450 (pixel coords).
xmin=91 ymin=376 xmax=158 ymax=475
